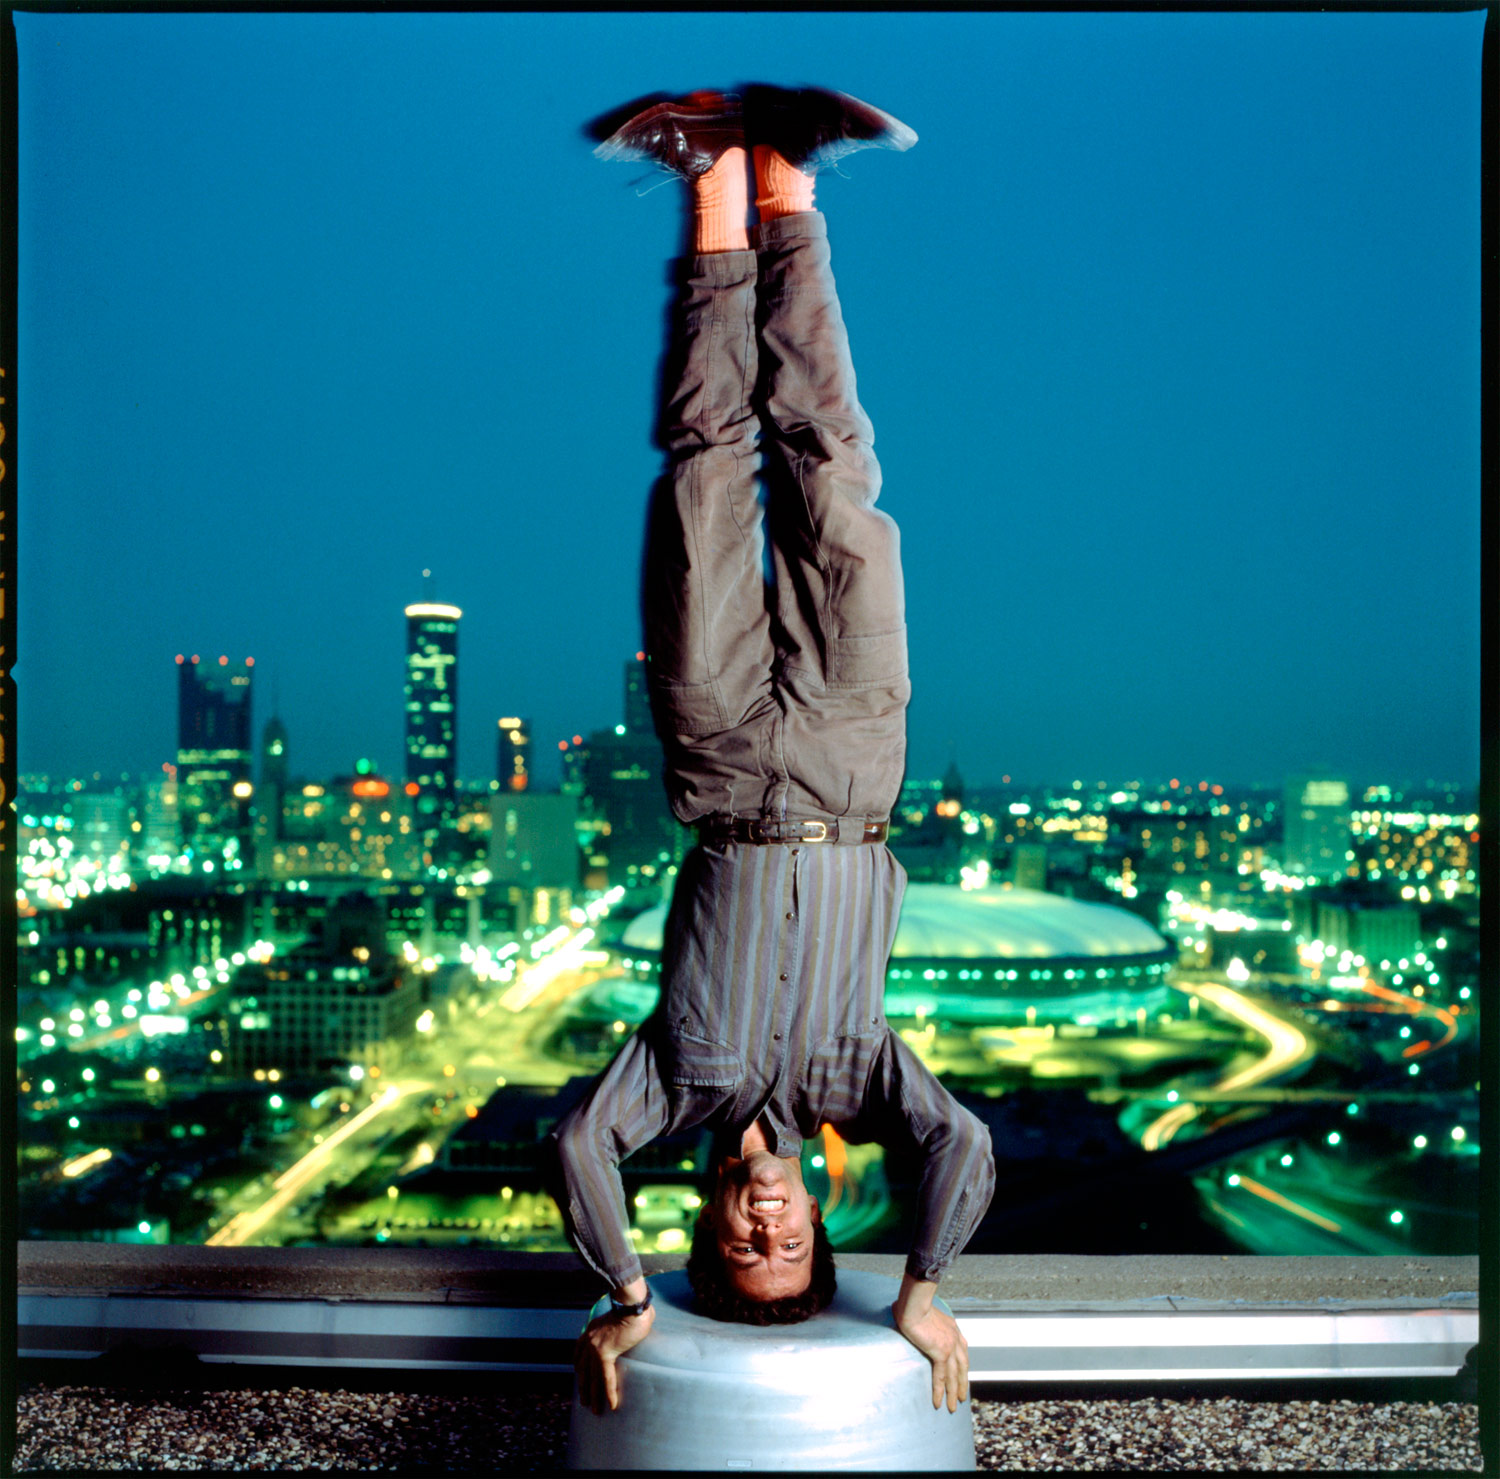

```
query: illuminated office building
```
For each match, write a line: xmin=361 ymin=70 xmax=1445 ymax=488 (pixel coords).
xmin=497 ymin=717 xmax=531 ymax=792
xmin=176 ymin=654 xmax=254 ymax=862
xmin=74 ymin=792 xmax=129 ymax=869
xmin=404 ymin=601 xmax=462 ymax=843
xmin=1315 ymin=899 xmax=1422 ymax=968
xmin=227 ymin=893 xmax=421 ymax=1074
xmin=1282 ymin=771 xmax=1353 ymax=879
xmin=269 ymin=765 xmax=418 ymax=879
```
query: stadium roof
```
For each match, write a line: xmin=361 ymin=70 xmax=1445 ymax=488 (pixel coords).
xmin=622 ymin=884 xmax=1169 ymax=962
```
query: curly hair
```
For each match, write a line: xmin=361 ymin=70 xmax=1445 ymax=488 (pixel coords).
xmin=686 ymin=1213 xmax=837 ymax=1325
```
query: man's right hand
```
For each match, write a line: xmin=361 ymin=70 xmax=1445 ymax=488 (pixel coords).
xmin=574 ymin=1300 xmax=656 ymax=1415
xmin=892 ymin=1273 xmax=969 ymax=1414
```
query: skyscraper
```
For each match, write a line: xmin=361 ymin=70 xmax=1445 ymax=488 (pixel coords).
xmin=176 ymin=654 xmax=254 ymax=861
xmin=253 ymin=713 xmax=290 ymax=870
xmin=1282 ymin=771 xmax=1352 ymax=879
xmin=623 ymin=652 xmax=652 ymax=737
xmin=261 ymin=714 xmax=289 ymax=791
xmin=573 ymin=656 xmax=685 ymax=885
xmin=497 ymin=716 xmax=531 ymax=792
xmin=404 ymin=601 xmax=461 ymax=846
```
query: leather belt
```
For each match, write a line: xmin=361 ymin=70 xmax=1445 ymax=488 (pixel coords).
xmin=699 ymin=816 xmax=889 ymax=845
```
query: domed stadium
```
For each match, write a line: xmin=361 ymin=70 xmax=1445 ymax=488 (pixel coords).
xmin=612 ymin=884 xmax=1176 ymax=1029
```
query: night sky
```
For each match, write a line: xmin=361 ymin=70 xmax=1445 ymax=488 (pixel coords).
xmin=15 ymin=10 xmax=1484 ymax=794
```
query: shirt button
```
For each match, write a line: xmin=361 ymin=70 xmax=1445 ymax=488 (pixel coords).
xmin=773 ymin=1033 xmax=782 ymax=1041
xmin=785 ymin=912 xmax=793 ymax=921
xmin=791 ymin=848 xmax=799 ymax=855
xmin=779 ymin=973 xmax=789 ymax=981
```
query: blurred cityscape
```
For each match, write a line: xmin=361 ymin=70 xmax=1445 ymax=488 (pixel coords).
xmin=15 ymin=599 xmax=1480 ymax=1260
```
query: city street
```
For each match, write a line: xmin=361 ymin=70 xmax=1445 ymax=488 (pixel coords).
xmin=205 ymin=932 xmax=609 ymax=1246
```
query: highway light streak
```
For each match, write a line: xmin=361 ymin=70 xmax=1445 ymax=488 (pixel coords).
xmin=207 ymin=1085 xmax=409 ymax=1247
xmin=1361 ymin=980 xmax=1458 ymax=1055
xmin=1230 ymin=1174 xmax=1342 ymax=1234
xmin=1142 ymin=981 xmax=1311 ymax=1151
xmin=60 ymin=1148 xmax=112 ymax=1179
xmin=497 ymin=928 xmax=594 ymax=1012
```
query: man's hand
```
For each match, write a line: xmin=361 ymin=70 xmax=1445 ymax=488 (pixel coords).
xmin=574 ymin=1293 xmax=656 ymax=1415
xmin=892 ymin=1273 xmax=969 ymax=1414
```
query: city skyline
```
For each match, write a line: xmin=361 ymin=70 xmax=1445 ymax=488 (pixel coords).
xmin=14 ymin=11 xmax=1484 ymax=789
xmin=15 ymin=617 xmax=1482 ymax=801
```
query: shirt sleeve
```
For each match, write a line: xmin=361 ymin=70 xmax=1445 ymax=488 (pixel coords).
xmin=548 ymin=1029 xmax=673 ymax=1292
xmin=860 ymin=1030 xmax=996 ymax=1283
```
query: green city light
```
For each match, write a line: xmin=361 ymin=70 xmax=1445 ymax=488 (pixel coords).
xmin=1389 ymin=1211 xmax=1404 ymax=1225
xmin=1327 ymin=1132 xmax=1341 ymax=1146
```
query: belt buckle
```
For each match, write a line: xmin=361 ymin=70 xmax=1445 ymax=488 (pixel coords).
xmin=801 ymin=821 xmax=829 ymax=843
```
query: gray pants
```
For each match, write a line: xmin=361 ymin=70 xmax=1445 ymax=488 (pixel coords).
xmin=644 ymin=212 xmax=910 ymax=828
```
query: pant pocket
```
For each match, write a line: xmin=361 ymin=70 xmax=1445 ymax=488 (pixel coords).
xmin=649 ymin=675 xmax=729 ymax=735
xmin=826 ymin=626 xmax=908 ymax=690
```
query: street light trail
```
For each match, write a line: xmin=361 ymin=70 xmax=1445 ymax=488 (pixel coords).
xmin=1141 ymin=980 xmax=1312 ymax=1151
xmin=1360 ymin=980 xmax=1459 ymax=1055
xmin=497 ymin=928 xmax=593 ymax=1012
xmin=206 ymin=1085 xmax=412 ymax=1247
xmin=1231 ymin=1173 xmax=1343 ymax=1234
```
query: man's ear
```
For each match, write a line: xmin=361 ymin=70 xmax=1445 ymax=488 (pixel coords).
xmin=808 ymin=1196 xmax=821 ymax=1224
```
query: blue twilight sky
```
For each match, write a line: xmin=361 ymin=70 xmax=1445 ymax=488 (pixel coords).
xmin=15 ymin=9 xmax=1484 ymax=794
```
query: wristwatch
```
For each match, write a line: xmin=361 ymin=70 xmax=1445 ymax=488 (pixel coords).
xmin=608 ymin=1286 xmax=654 ymax=1319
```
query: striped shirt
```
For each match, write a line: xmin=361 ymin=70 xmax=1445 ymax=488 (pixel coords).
xmin=551 ymin=840 xmax=996 ymax=1290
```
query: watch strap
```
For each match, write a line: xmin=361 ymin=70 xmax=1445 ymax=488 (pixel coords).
xmin=608 ymin=1286 xmax=654 ymax=1319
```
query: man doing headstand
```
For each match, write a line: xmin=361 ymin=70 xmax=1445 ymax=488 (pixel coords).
xmin=551 ymin=84 xmax=996 ymax=1418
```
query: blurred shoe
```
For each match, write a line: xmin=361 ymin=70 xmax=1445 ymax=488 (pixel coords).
xmin=592 ymin=90 xmax=744 ymax=179
xmin=743 ymin=83 xmax=916 ymax=174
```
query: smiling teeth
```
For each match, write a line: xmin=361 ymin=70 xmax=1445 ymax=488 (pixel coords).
xmin=750 ymin=1198 xmax=785 ymax=1210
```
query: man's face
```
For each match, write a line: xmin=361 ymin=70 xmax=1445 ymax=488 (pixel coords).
xmin=704 ymin=1149 xmax=820 ymax=1302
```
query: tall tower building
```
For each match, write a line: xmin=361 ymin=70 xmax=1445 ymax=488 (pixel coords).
xmin=404 ymin=600 xmax=462 ymax=842
xmin=1282 ymin=771 xmax=1352 ymax=880
xmin=569 ymin=655 xmax=686 ymax=886
xmin=253 ymin=714 xmax=290 ymax=868
xmin=176 ymin=654 xmax=254 ymax=861
xmin=624 ymin=652 xmax=652 ymax=736
xmin=261 ymin=714 xmax=289 ymax=791
xmin=497 ymin=717 xmax=531 ymax=792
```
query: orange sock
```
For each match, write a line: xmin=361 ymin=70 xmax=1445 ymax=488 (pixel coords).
xmin=754 ymin=145 xmax=816 ymax=221
xmin=692 ymin=147 xmax=750 ymax=254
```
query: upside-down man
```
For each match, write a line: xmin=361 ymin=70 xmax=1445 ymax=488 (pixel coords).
xmin=551 ymin=84 xmax=995 ymax=1418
